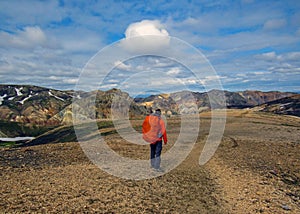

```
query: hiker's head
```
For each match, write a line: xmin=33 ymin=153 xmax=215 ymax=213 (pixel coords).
xmin=155 ymin=109 xmax=161 ymax=115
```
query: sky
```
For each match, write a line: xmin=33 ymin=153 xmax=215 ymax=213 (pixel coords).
xmin=0 ymin=0 xmax=299 ymax=95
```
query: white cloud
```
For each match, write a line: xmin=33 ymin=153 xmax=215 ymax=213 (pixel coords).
xmin=256 ymin=51 xmax=277 ymax=61
xmin=0 ymin=26 xmax=49 ymax=49
xmin=114 ymin=60 xmax=132 ymax=71
xmin=146 ymin=56 xmax=177 ymax=68
xmin=255 ymin=51 xmax=300 ymax=62
xmin=149 ymin=78 xmax=181 ymax=87
xmin=268 ymin=64 xmax=300 ymax=73
xmin=246 ymin=51 xmax=300 ymax=77
xmin=167 ymin=67 xmax=181 ymax=75
xmin=121 ymin=20 xmax=170 ymax=53
xmin=263 ymin=18 xmax=287 ymax=30
xmin=0 ymin=24 xmax=102 ymax=90
xmin=58 ymin=27 xmax=103 ymax=54
xmin=284 ymin=52 xmax=300 ymax=61
xmin=125 ymin=20 xmax=169 ymax=38
xmin=49 ymin=76 xmax=60 ymax=80
xmin=99 ymin=83 xmax=118 ymax=89
xmin=253 ymin=71 xmax=271 ymax=75
xmin=63 ymin=78 xmax=79 ymax=84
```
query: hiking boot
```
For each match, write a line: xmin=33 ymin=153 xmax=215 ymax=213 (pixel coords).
xmin=154 ymin=168 xmax=164 ymax=173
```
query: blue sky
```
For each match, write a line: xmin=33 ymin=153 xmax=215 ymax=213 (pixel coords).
xmin=0 ymin=0 xmax=299 ymax=95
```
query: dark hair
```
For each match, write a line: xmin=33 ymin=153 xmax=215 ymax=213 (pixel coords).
xmin=155 ymin=109 xmax=161 ymax=115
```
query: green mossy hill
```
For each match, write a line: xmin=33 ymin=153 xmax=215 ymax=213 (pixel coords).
xmin=0 ymin=120 xmax=57 ymax=138
xmin=22 ymin=120 xmax=115 ymax=147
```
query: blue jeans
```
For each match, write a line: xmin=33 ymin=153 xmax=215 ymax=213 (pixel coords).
xmin=150 ymin=140 xmax=162 ymax=169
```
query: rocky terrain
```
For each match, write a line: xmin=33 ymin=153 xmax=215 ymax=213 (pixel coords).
xmin=0 ymin=110 xmax=299 ymax=213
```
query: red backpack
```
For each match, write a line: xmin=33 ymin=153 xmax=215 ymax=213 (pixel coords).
xmin=142 ymin=114 xmax=162 ymax=143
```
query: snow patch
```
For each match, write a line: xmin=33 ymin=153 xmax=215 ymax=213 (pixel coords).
xmin=49 ymin=91 xmax=65 ymax=101
xmin=15 ymin=87 xmax=23 ymax=96
xmin=17 ymin=94 xmax=33 ymax=105
xmin=280 ymin=102 xmax=292 ymax=107
xmin=71 ymin=94 xmax=81 ymax=99
xmin=280 ymin=102 xmax=293 ymax=109
xmin=0 ymin=137 xmax=35 ymax=142
xmin=0 ymin=94 xmax=8 ymax=105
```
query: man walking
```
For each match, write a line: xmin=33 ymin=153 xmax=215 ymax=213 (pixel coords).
xmin=142 ymin=109 xmax=168 ymax=171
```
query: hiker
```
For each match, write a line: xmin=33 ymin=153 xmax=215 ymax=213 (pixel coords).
xmin=142 ymin=108 xmax=168 ymax=171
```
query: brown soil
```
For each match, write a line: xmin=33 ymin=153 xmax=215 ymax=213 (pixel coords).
xmin=0 ymin=109 xmax=299 ymax=213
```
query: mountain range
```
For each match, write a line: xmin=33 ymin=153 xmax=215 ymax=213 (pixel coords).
xmin=0 ymin=84 xmax=298 ymax=127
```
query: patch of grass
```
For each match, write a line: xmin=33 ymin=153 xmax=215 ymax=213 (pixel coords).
xmin=97 ymin=120 xmax=114 ymax=129
xmin=100 ymin=130 xmax=118 ymax=136
xmin=0 ymin=120 xmax=59 ymax=137
xmin=24 ymin=125 xmax=77 ymax=146
xmin=0 ymin=141 xmax=17 ymax=147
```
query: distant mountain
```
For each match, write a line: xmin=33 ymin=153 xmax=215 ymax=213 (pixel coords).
xmin=258 ymin=94 xmax=300 ymax=117
xmin=134 ymin=89 xmax=296 ymax=113
xmin=94 ymin=88 xmax=147 ymax=119
xmin=236 ymin=90 xmax=296 ymax=107
xmin=0 ymin=84 xmax=298 ymax=128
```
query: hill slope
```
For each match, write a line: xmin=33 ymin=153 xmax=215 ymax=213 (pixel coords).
xmin=0 ymin=85 xmax=73 ymax=125
xmin=258 ymin=94 xmax=300 ymax=117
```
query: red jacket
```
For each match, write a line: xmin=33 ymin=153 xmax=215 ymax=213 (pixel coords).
xmin=142 ymin=114 xmax=167 ymax=144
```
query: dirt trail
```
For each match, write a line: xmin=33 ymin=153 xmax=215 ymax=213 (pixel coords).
xmin=207 ymin=156 xmax=299 ymax=214
xmin=206 ymin=110 xmax=300 ymax=214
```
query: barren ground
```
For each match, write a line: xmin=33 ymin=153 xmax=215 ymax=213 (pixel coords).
xmin=0 ymin=109 xmax=299 ymax=213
